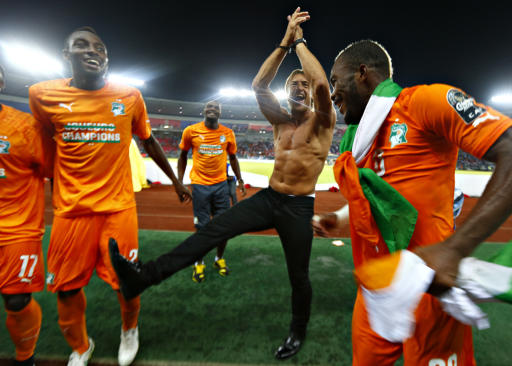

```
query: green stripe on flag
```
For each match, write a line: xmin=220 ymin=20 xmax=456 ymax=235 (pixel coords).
xmin=373 ymin=79 xmax=402 ymax=98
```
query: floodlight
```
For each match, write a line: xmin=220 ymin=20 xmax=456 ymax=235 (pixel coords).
xmin=108 ymin=74 xmax=145 ymax=87
xmin=0 ymin=41 xmax=63 ymax=75
xmin=490 ymin=93 xmax=512 ymax=106
xmin=219 ymin=87 xmax=238 ymax=97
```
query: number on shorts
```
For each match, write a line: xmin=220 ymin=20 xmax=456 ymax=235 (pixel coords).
xmin=128 ymin=249 xmax=138 ymax=262
xmin=18 ymin=255 xmax=38 ymax=278
xmin=429 ymin=354 xmax=457 ymax=366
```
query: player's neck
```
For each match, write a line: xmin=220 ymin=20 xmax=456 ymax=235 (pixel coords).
xmin=70 ymin=74 xmax=105 ymax=91
xmin=204 ymin=118 xmax=219 ymax=129
xmin=290 ymin=107 xmax=310 ymax=123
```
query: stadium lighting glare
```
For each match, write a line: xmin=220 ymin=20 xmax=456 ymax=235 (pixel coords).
xmin=108 ymin=74 xmax=145 ymax=87
xmin=0 ymin=41 xmax=63 ymax=75
xmin=219 ymin=87 xmax=288 ymax=101
xmin=274 ymin=89 xmax=288 ymax=100
xmin=219 ymin=87 xmax=255 ymax=98
xmin=490 ymin=93 xmax=512 ymax=106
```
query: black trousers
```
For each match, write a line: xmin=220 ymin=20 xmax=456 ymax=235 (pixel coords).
xmin=147 ymin=186 xmax=314 ymax=337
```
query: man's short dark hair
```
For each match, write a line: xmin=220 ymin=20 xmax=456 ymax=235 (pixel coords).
xmin=336 ymin=40 xmax=393 ymax=79
xmin=64 ymin=26 xmax=100 ymax=49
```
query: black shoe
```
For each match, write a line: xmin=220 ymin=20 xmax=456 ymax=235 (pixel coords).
xmin=109 ymin=238 xmax=150 ymax=300
xmin=14 ymin=355 xmax=34 ymax=366
xmin=274 ymin=333 xmax=304 ymax=360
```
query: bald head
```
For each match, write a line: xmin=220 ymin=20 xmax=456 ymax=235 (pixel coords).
xmin=204 ymin=100 xmax=221 ymax=122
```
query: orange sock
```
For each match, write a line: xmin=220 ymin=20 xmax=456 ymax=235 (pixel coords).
xmin=5 ymin=297 xmax=42 ymax=361
xmin=57 ymin=289 xmax=89 ymax=354
xmin=117 ymin=292 xmax=140 ymax=331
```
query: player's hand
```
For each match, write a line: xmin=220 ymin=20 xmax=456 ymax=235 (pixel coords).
xmin=281 ymin=7 xmax=310 ymax=47
xmin=238 ymin=180 xmax=247 ymax=197
xmin=174 ymin=182 xmax=192 ymax=203
xmin=413 ymin=241 xmax=463 ymax=295
xmin=312 ymin=212 xmax=339 ymax=237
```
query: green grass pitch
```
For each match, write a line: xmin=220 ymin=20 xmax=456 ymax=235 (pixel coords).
xmin=0 ymin=230 xmax=510 ymax=365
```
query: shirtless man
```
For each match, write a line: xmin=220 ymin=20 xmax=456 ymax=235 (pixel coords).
xmin=109 ymin=8 xmax=335 ymax=360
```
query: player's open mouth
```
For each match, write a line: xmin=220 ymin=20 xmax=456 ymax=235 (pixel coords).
xmin=83 ymin=58 xmax=102 ymax=69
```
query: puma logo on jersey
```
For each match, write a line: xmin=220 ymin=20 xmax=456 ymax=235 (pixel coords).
xmin=59 ymin=102 xmax=74 ymax=112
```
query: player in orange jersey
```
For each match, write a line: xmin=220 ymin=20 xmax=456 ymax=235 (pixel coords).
xmin=178 ymin=100 xmax=246 ymax=282
xmin=313 ymin=40 xmax=512 ymax=365
xmin=0 ymin=64 xmax=52 ymax=366
xmin=28 ymin=27 xmax=191 ymax=366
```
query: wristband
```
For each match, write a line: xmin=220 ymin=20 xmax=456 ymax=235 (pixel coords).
xmin=291 ymin=38 xmax=307 ymax=51
xmin=277 ymin=44 xmax=292 ymax=54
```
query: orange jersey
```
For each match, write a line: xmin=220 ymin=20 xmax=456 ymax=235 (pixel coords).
xmin=179 ymin=121 xmax=237 ymax=185
xmin=0 ymin=105 xmax=49 ymax=246
xmin=359 ymin=84 xmax=512 ymax=253
xmin=29 ymin=79 xmax=152 ymax=217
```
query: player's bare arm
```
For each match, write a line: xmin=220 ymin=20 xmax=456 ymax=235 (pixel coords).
xmin=177 ymin=149 xmax=189 ymax=183
xmin=294 ymin=42 xmax=334 ymax=130
xmin=251 ymin=8 xmax=310 ymax=125
xmin=228 ymin=153 xmax=246 ymax=196
xmin=415 ymin=127 xmax=512 ymax=288
xmin=142 ymin=134 xmax=192 ymax=202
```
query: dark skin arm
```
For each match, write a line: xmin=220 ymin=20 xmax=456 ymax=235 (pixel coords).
xmin=142 ymin=134 xmax=192 ymax=202
xmin=228 ymin=153 xmax=247 ymax=197
xmin=177 ymin=149 xmax=188 ymax=183
xmin=414 ymin=128 xmax=512 ymax=290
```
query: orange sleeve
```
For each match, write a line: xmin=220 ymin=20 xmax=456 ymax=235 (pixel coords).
xmin=179 ymin=126 xmax=192 ymax=151
xmin=227 ymin=129 xmax=237 ymax=155
xmin=409 ymin=84 xmax=512 ymax=159
xmin=31 ymin=119 xmax=55 ymax=178
xmin=28 ymin=84 xmax=55 ymax=135
xmin=132 ymin=90 xmax=151 ymax=140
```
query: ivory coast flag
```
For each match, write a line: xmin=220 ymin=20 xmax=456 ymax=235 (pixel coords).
xmin=458 ymin=241 xmax=512 ymax=303
xmin=353 ymin=250 xmax=434 ymax=342
xmin=334 ymin=79 xmax=417 ymax=265
xmin=354 ymin=242 xmax=512 ymax=342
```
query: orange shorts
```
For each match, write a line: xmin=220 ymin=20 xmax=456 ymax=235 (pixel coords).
xmin=352 ymin=289 xmax=476 ymax=366
xmin=0 ymin=241 xmax=45 ymax=294
xmin=46 ymin=207 xmax=138 ymax=292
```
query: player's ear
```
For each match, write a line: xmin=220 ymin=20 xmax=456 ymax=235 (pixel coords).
xmin=62 ymin=47 xmax=70 ymax=61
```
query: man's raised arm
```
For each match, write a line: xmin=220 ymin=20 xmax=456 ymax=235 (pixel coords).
xmin=252 ymin=7 xmax=310 ymax=124
xmin=295 ymin=39 xmax=335 ymax=128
